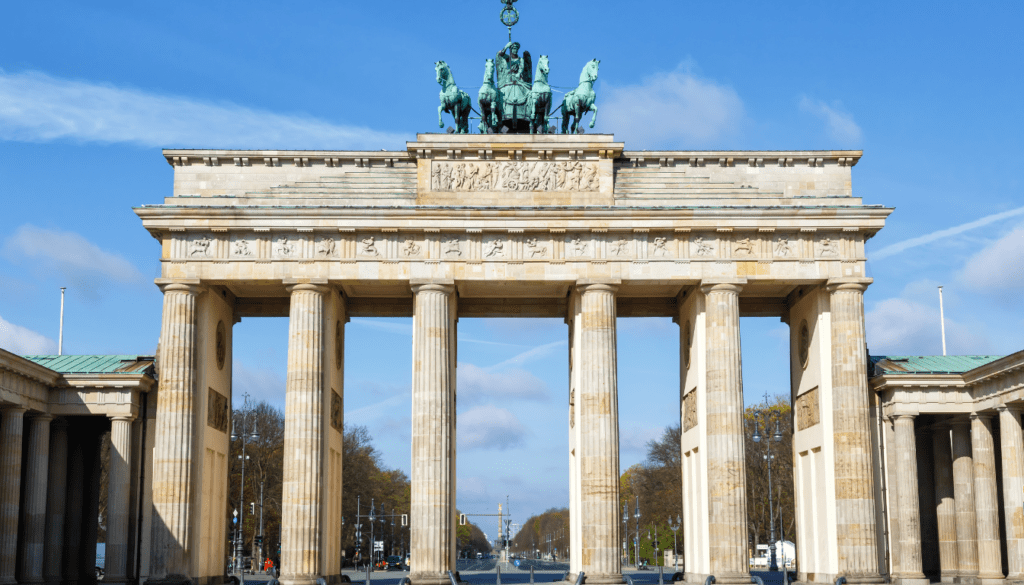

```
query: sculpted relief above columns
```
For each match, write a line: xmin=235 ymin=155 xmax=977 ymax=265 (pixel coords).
xmin=430 ymin=160 xmax=601 ymax=192
xmin=162 ymin=228 xmax=866 ymax=264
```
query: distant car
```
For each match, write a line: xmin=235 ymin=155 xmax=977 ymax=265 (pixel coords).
xmin=385 ymin=555 xmax=404 ymax=570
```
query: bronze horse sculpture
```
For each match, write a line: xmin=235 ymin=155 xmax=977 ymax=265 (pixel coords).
xmin=435 ymin=60 xmax=471 ymax=134
xmin=561 ymin=59 xmax=599 ymax=134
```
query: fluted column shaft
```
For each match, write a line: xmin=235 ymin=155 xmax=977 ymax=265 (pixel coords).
xmin=149 ymin=282 xmax=202 ymax=580
xmin=893 ymin=414 xmax=925 ymax=579
xmin=932 ymin=428 xmax=959 ymax=582
xmin=105 ymin=416 xmax=135 ymax=584
xmin=577 ymin=283 xmax=623 ymax=585
xmin=827 ymin=280 xmax=883 ymax=582
xmin=409 ymin=283 xmax=456 ymax=585
xmin=951 ymin=421 xmax=979 ymax=578
xmin=62 ymin=435 xmax=85 ymax=585
xmin=999 ymin=406 xmax=1024 ymax=579
xmin=281 ymin=284 xmax=329 ymax=585
xmin=0 ymin=407 xmax=27 ymax=585
xmin=701 ymin=282 xmax=748 ymax=584
xmin=18 ymin=415 xmax=52 ymax=584
xmin=971 ymin=414 xmax=1003 ymax=581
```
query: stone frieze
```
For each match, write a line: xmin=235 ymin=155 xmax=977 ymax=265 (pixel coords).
xmin=430 ymin=160 xmax=600 ymax=192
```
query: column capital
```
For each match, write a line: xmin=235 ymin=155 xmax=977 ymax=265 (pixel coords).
xmin=997 ymin=403 xmax=1024 ymax=414
xmin=29 ymin=413 xmax=53 ymax=423
xmin=890 ymin=407 xmax=918 ymax=421
xmin=0 ymin=406 xmax=27 ymax=416
xmin=575 ymin=279 xmax=620 ymax=295
xmin=109 ymin=415 xmax=136 ymax=423
xmin=826 ymin=277 xmax=873 ymax=294
xmin=410 ymin=279 xmax=455 ymax=295
xmin=971 ymin=412 xmax=994 ymax=422
xmin=154 ymin=278 xmax=204 ymax=294
xmin=699 ymin=278 xmax=745 ymax=295
xmin=282 ymin=278 xmax=329 ymax=295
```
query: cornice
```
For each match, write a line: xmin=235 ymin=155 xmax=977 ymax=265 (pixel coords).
xmin=0 ymin=349 xmax=61 ymax=386
xmin=619 ymin=150 xmax=863 ymax=168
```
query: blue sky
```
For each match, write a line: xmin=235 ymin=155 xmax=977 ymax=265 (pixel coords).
xmin=1 ymin=1 xmax=1022 ymax=525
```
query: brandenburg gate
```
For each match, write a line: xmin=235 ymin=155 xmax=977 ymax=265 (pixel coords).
xmin=135 ymin=132 xmax=891 ymax=585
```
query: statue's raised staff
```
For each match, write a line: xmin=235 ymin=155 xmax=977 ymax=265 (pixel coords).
xmin=435 ymin=60 xmax=471 ymax=133
xmin=561 ymin=59 xmax=600 ymax=134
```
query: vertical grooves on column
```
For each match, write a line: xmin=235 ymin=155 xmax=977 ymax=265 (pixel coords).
xmin=702 ymin=285 xmax=747 ymax=580
xmin=579 ymin=285 xmax=621 ymax=583
xmin=20 ymin=416 xmax=52 ymax=583
xmin=971 ymin=415 xmax=1001 ymax=579
xmin=932 ymin=429 xmax=959 ymax=580
xmin=151 ymin=286 xmax=198 ymax=577
xmin=894 ymin=416 xmax=924 ymax=578
xmin=44 ymin=420 xmax=68 ymax=585
xmin=0 ymin=408 xmax=26 ymax=585
xmin=410 ymin=285 xmax=453 ymax=585
xmin=106 ymin=418 xmax=132 ymax=582
xmin=951 ymin=422 xmax=978 ymax=577
xmin=999 ymin=407 xmax=1024 ymax=578
xmin=283 ymin=286 xmax=325 ymax=584
xmin=828 ymin=284 xmax=879 ymax=579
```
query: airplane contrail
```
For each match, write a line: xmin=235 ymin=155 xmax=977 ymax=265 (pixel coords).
xmin=871 ymin=205 xmax=1024 ymax=260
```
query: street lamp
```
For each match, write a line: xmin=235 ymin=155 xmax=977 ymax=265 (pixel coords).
xmin=633 ymin=496 xmax=641 ymax=569
xmin=231 ymin=392 xmax=260 ymax=578
xmin=751 ymin=402 xmax=782 ymax=572
xmin=668 ymin=515 xmax=680 ymax=572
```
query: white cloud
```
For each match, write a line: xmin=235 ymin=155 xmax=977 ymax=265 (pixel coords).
xmin=458 ymin=362 xmax=550 ymax=405
xmin=232 ymin=360 xmax=286 ymax=409
xmin=0 ymin=315 xmax=57 ymax=355
xmin=957 ymin=226 xmax=1024 ymax=298
xmin=458 ymin=405 xmax=527 ymax=450
xmin=620 ymin=425 xmax=662 ymax=455
xmin=598 ymin=63 xmax=743 ymax=148
xmin=872 ymin=207 xmax=1024 ymax=261
xmin=2 ymin=225 xmax=145 ymax=294
xmin=799 ymin=97 xmax=862 ymax=144
xmin=0 ymin=68 xmax=407 ymax=149
xmin=866 ymin=295 xmax=988 ymax=356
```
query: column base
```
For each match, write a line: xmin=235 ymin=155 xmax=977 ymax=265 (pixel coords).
xmin=979 ymin=579 xmax=1005 ymax=585
xmin=581 ymin=574 xmax=625 ymax=585
xmin=408 ymin=572 xmax=452 ymax=585
xmin=144 ymin=575 xmax=196 ymax=585
xmin=280 ymin=574 xmax=325 ymax=585
xmin=894 ymin=578 xmax=930 ymax=585
xmin=684 ymin=572 xmax=749 ymax=585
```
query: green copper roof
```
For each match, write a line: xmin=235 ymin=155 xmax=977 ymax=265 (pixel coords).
xmin=21 ymin=355 xmax=154 ymax=375
xmin=870 ymin=355 xmax=1003 ymax=375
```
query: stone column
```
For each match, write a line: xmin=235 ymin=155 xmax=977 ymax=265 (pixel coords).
xmin=18 ymin=415 xmax=52 ymax=584
xmin=951 ymin=420 xmax=979 ymax=580
xmin=932 ymin=427 xmax=959 ymax=582
xmin=62 ymin=433 xmax=85 ymax=585
xmin=701 ymin=281 xmax=749 ymax=585
xmin=577 ymin=282 xmax=623 ymax=585
xmin=971 ymin=413 xmax=1003 ymax=582
xmin=0 ymin=407 xmax=27 ymax=585
xmin=409 ymin=283 xmax=456 ymax=585
xmin=281 ymin=283 xmax=329 ymax=585
xmin=999 ymin=405 xmax=1024 ymax=580
xmin=893 ymin=413 xmax=926 ymax=583
xmin=827 ymin=279 xmax=884 ymax=583
xmin=105 ymin=416 xmax=135 ymax=584
xmin=149 ymin=281 xmax=203 ymax=582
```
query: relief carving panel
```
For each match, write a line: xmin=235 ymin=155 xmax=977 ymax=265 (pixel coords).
xmin=431 ymin=160 xmax=600 ymax=192
xmin=207 ymin=387 xmax=229 ymax=433
xmin=683 ymin=390 xmax=698 ymax=431
xmin=796 ymin=386 xmax=820 ymax=431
